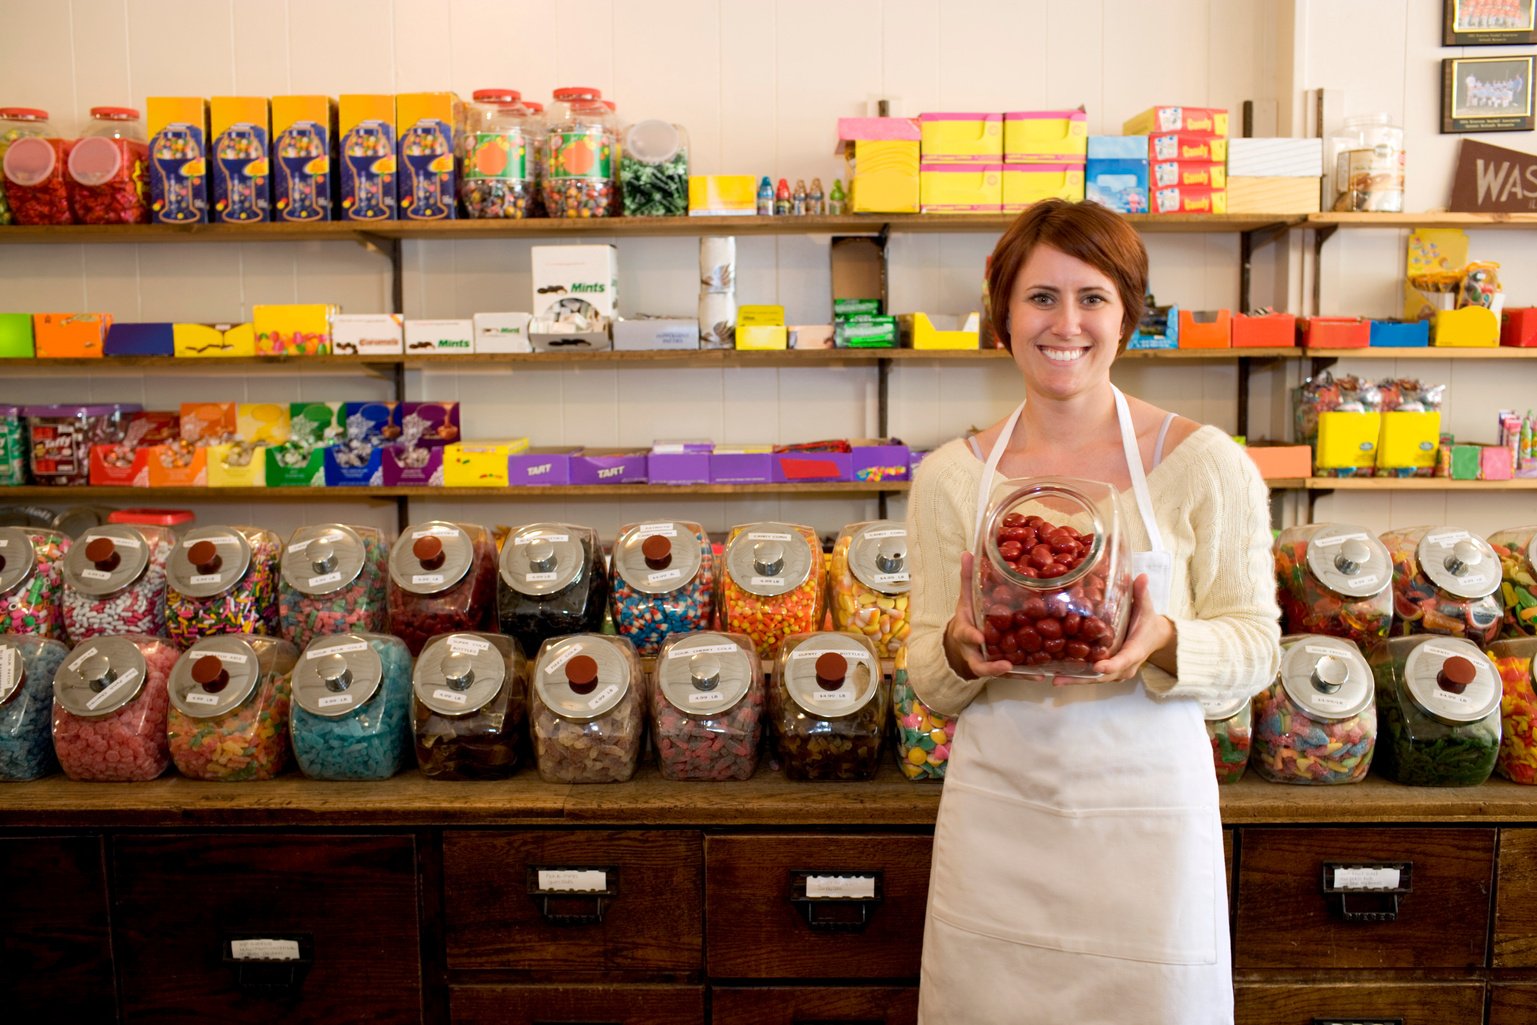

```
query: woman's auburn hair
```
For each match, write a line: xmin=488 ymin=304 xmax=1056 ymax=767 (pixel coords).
xmin=985 ymin=199 xmax=1149 ymax=352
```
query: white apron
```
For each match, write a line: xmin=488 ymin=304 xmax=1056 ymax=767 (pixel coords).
xmin=918 ymin=388 xmax=1231 ymax=1025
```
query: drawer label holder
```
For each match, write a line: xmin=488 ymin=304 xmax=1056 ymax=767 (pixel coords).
xmin=527 ymin=865 xmax=619 ymax=926
xmin=1310 ymin=1019 xmax=1404 ymax=1025
xmin=221 ymin=932 xmax=314 ymax=995
xmin=1320 ymin=861 xmax=1413 ymax=922
xmin=789 ymin=870 xmax=884 ymax=932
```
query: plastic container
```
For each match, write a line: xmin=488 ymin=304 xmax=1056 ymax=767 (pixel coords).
xmin=1201 ymin=693 xmax=1252 ymax=784
xmin=66 ymin=106 xmax=150 ymax=224
xmin=51 ymin=633 xmax=178 ymax=781
xmin=1488 ymin=525 xmax=1537 ymax=638
xmin=290 ymin=631 xmax=413 ymax=781
xmin=387 ymin=520 xmax=498 ymax=655
xmin=541 ymin=87 xmax=617 ymax=218
xmin=720 ymin=522 xmax=827 ymax=658
xmin=166 ymin=634 xmax=297 ymax=781
xmin=609 ymin=520 xmax=714 ymax=656
xmin=972 ymin=478 xmax=1133 ymax=678
xmin=0 ymin=108 xmax=71 ymax=224
xmin=618 ymin=119 xmax=689 ymax=216
xmin=1274 ymin=523 xmax=1394 ymax=648
xmin=61 ymin=524 xmax=175 ymax=640
xmin=0 ymin=526 xmax=70 ymax=639
xmin=830 ymin=520 xmax=911 ymax=659
xmin=1369 ymin=635 xmax=1501 ymax=787
xmin=23 ymin=404 xmax=141 ymax=486
xmin=651 ymin=631 xmax=762 ymax=781
xmin=459 ymin=89 xmax=538 ymax=219
xmin=0 ymin=634 xmax=67 ymax=780
xmin=1332 ymin=113 xmax=1404 ymax=213
xmin=0 ymin=404 xmax=24 ymax=484
xmin=412 ymin=631 xmax=527 ymax=780
xmin=1488 ymin=638 xmax=1537 ymax=784
xmin=496 ymin=522 xmax=609 ymax=657
xmin=529 ymin=633 xmax=644 ymax=783
xmin=278 ymin=524 xmax=390 ymax=651
xmin=770 ymin=631 xmax=888 ymax=781
xmin=1252 ymin=634 xmax=1377 ymax=785
xmin=165 ymin=524 xmax=281 ymax=647
xmin=891 ymin=645 xmax=952 ymax=780
xmin=1380 ymin=525 xmax=1502 ymax=645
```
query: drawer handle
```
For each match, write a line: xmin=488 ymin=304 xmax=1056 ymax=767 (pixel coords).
xmin=1320 ymin=861 xmax=1414 ymax=923
xmin=789 ymin=870 xmax=884 ymax=932
xmin=1311 ymin=1018 xmax=1404 ymax=1025
xmin=527 ymin=865 xmax=618 ymax=925
xmin=532 ymin=1021 xmax=622 ymax=1025
xmin=793 ymin=1020 xmax=886 ymax=1025
xmin=221 ymin=933 xmax=313 ymax=995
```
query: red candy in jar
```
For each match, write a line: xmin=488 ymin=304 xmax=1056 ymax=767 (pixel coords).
xmin=386 ymin=521 xmax=498 ymax=656
xmin=1380 ymin=526 xmax=1503 ymax=645
xmin=52 ymin=633 xmax=178 ymax=781
xmin=1274 ymin=523 xmax=1393 ymax=648
xmin=719 ymin=522 xmax=826 ymax=658
xmin=61 ymin=524 xmax=175 ymax=640
xmin=651 ymin=631 xmax=763 ymax=782
xmin=971 ymin=478 xmax=1133 ymax=679
xmin=1 ymin=108 xmax=72 ymax=225
xmin=65 ymin=106 xmax=150 ymax=224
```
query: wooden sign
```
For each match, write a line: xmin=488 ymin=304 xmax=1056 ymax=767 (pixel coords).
xmin=1450 ymin=138 xmax=1537 ymax=212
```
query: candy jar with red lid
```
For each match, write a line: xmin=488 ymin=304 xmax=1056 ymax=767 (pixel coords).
xmin=1380 ymin=526 xmax=1502 ymax=644
xmin=830 ymin=520 xmax=910 ymax=659
xmin=651 ymin=630 xmax=762 ymax=781
xmin=1487 ymin=525 xmax=1537 ymax=638
xmin=1369 ymin=635 xmax=1501 ymax=786
xmin=289 ymin=631 xmax=413 ymax=780
xmin=66 ymin=106 xmax=150 ymax=223
xmin=529 ymin=633 xmax=644 ymax=783
xmin=1487 ymin=637 xmax=1537 ymax=783
xmin=412 ymin=631 xmax=527 ymax=780
xmin=278 ymin=524 xmax=390 ymax=651
xmin=0 ymin=107 xmax=56 ymax=224
xmin=386 ymin=520 xmax=498 ymax=655
xmin=459 ymin=89 xmax=537 ymax=219
xmin=972 ymin=478 xmax=1132 ymax=679
xmin=52 ymin=633 xmax=178 ymax=781
xmin=541 ymin=87 xmax=617 ymax=218
xmin=0 ymin=107 xmax=71 ymax=224
xmin=1200 ymin=693 xmax=1252 ymax=784
xmin=164 ymin=524 xmax=281 ymax=647
xmin=496 ymin=522 xmax=609 ymax=657
xmin=0 ymin=634 xmax=68 ymax=780
xmin=771 ymin=631 xmax=887 ymax=781
xmin=166 ymin=634 xmax=296 ymax=781
xmin=0 ymin=526 xmax=70 ymax=640
xmin=1274 ymin=523 xmax=1393 ymax=647
xmin=609 ymin=520 xmax=714 ymax=656
xmin=720 ymin=522 xmax=826 ymax=658
xmin=61 ymin=524 xmax=176 ymax=640
xmin=1253 ymin=635 xmax=1376 ymax=785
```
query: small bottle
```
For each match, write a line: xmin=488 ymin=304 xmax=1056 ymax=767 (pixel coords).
xmin=792 ymin=178 xmax=807 ymax=216
xmin=756 ymin=175 xmax=774 ymax=216
xmin=774 ymin=177 xmax=791 ymax=216
xmin=808 ymin=177 xmax=825 ymax=215
xmin=828 ymin=178 xmax=846 ymax=215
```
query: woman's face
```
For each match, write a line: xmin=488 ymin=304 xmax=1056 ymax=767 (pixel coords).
xmin=1006 ymin=244 xmax=1123 ymax=401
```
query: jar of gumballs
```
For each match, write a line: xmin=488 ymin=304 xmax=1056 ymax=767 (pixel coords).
xmin=542 ymin=87 xmax=617 ymax=218
xmin=459 ymin=89 xmax=538 ymax=219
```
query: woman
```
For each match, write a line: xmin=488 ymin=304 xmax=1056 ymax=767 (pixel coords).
xmin=907 ymin=199 xmax=1281 ymax=1025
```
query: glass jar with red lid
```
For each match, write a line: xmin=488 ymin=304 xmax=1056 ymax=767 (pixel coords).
xmin=459 ymin=89 xmax=538 ymax=219
xmin=66 ymin=106 xmax=150 ymax=224
xmin=1 ymin=108 xmax=71 ymax=224
xmin=542 ymin=87 xmax=617 ymax=218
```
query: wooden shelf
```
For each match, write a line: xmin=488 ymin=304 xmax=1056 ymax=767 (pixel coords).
xmin=0 ymin=482 xmax=908 ymax=502
xmin=1303 ymin=476 xmax=1537 ymax=491
xmin=1297 ymin=346 xmax=1537 ymax=360
xmin=1308 ymin=211 xmax=1537 ymax=230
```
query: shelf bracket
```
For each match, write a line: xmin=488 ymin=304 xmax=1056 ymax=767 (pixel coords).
xmin=354 ymin=233 xmax=404 ymax=315
xmin=1237 ymin=221 xmax=1294 ymax=312
xmin=1309 ymin=224 xmax=1340 ymax=317
xmin=1306 ymin=483 xmax=1332 ymax=520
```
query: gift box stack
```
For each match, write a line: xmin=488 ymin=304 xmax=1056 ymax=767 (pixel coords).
xmin=917 ymin=112 xmax=1003 ymax=213
xmin=1123 ymin=106 xmax=1228 ymax=215
xmin=1001 ymin=108 xmax=1087 ymax=211
xmin=1226 ymin=138 xmax=1324 ymax=214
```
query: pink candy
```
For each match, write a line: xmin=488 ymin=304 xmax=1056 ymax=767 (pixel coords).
xmin=52 ymin=634 xmax=178 ymax=782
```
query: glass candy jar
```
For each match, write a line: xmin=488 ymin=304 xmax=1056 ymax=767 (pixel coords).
xmin=1274 ymin=523 xmax=1393 ymax=647
xmin=529 ymin=634 xmax=644 ymax=784
xmin=1488 ymin=525 xmax=1537 ymax=638
xmin=386 ymin=521 xmax=498 ymax=655
xmin=651 ymin=631 xmax=762 ymax=781
xmin=609 ymin=521 xmax=714 ymax=656
xmin=1252 ymin=634 xmax=1376 ymax=785
xmin=412 ymin=631 xmax=527 ymax=780
xmin=1369 ymin=635 xmax=1501 ymax=787
xmin=497 ymin=523 xmax=609 ymax=657
xmin=770 ymin=632 xmax=887 ymax=781
xmin=166 ymin=634 xmax=296 ymax=781
xmin=720 ymin=522 xmax=826 ymax=658
xmin=290 ymin=631 xmax=413 ymax=781
xmin=830 ymin=520 xmax=910 ymax=659
xmin=1380 ymin=526 xmax=1502 ymax=644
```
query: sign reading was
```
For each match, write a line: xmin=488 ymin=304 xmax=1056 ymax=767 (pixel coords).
xmin=1451 ymin=139 xmax=1537 ymax=213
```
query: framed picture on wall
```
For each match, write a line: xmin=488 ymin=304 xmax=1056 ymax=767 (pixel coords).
xmin=1442 ymin=55 xmax=1536 ymax=131
xmin=1444 ymin=0 xmax=1537 ymax=45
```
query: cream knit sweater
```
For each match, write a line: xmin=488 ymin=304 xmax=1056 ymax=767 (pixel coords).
xmin=905 ymin=426 xmax=1282 ymax=714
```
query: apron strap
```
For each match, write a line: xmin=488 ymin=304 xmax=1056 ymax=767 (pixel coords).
xmin=972 ymin=402 xmax=1026 ymax=550
xmin=1113 ymin=386 xmax=1167 ymax=554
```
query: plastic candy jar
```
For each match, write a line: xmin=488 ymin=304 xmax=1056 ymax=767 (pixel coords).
xmin=387 ymin=520 xmax=498 ymax=656
xmin=891 ymin=645 xmax=952 ymax=780
xmin=530 ymin=634 xmax=644 ymax=784
xmin=166 ymin=634 xmax=296 ymax=781
xmin=290 ymin=631 xmax=413 ymax=780
xmin=618 ymin=119 xmax=689 ymax=216
xmin=61 ymin=524 xmax=175 ymax=640
xmin=0 ymin=108 xmax=56 ymax=224
xmin=1487 ymin=525 xmax=1537 ymax=638
xmin=1252 ymin=635 xmax=1376 ymax=785
xmin=51 ymin=633 xmax=178 ymax=781
xmin=830 ymin=520 xmax=910 ymax=659
xmin=413 ymin=631 xmax=527 ymax=780
xmin=770 ymin=631 xmax=887 ymax=781
xmin=1201 ymin=693 xmax=1252 ymax=784
xmin=496 ymin=522 xmax=609 ymax=657
xmin=720 ymin=522 xmax=827 ymax=658
xmin=541 ymin=87 xmax=617 ymax=218
xmin=459 ymin=89 xmax=537 ymax=219
xmin=973 ymin=478 xmax=1133 ymax=679
xmin=1274 ymin=523 xmax=1393 ymax=647
xmin=1488 ymin=637 xmax=1537 ymax=784
xmin=165 ymin=525 xmax=281 ymax=647
xmin=1369 ymin=635 xmax=1501 ymax=787
xmin=0 ymin=526 xmax=70 ymax=640
xmin=1 ymin=108 xmax=71 ymax=224
xmin=651 ymin=631 xmax=762 ymax=781
xmin=609 ymin=520 xmax=714 ymax=656
xmin=1380 ymin=526 xmax=1502 ymax=644
xmin=66 ymin=106 xmax=150 ymax=224
xmin=1332 ymin=112 xmax=1404 ymax=213
xmin=0 ymin=634 xmax=68 ymax=780
xmin=24 ymin=404 xmax=141 ymax=485
xmin=278 ymin=524 xmax=390 ymax=651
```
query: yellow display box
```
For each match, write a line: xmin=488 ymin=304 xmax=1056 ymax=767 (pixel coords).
xmin=736 ymin=305 xmax=787 ymax=350
xmin=836 ymin=118 xmax=920 ymax=214
xmin=236 ymin=403 xmax=291 ymax=444
xmin=1003 ymin=109 xmax=1087 ymax=164
xmin=1433 ymin=305 xmax=1499 ymax=347
xmin=687 ymin=175 xmax=756 ymax=216
xmin=1378 ymin=411 xmax=1441 ymax=470
xmin=1316 ymin=411 xmax=1381 ymax=471
xmin=206 ymin=443 xmax=267 ymax=487
xmin=919 ymin=164 xmax=1002 ymax=213
xmin=919 ymin=113 xmax=1003 ymax=163
xmin=173 ymin=323 xmax=254 ymax=358
xmin=899 ymin=312 xmax=981 ymax=350
xmin=253 ymin=304 xmax=334 ymax=355
xmin=444 ymin=439 xmax=530 ymax=487
xmin=1001 ymin=164 xmax=1085 ymax=210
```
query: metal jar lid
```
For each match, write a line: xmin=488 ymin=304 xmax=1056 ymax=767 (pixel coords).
xmin=1279 ymin=634 xmax=1374 ymax=720
xmin=846 ymin=521 xmax=911 ymax=595
xmin=414 ymin=632 xmax=509 ymax=717
xmin=613 ymin=521 xmax=702 ymax=595
xmin=657 ymin=632 xmax=755 ymax=717
xmin=534 ymin=635 xmax=631 ymax=721
xmin=54 ymin=636 xmax=150 ymax=717
xmin=725 ymin=522 xmax=815 ymax=597
xmin=168 ymin=635 xmax=288 ymax=718
xmin=282 ymin=524 xmax=371 ymax=596
xmin=390 ymin=521 xmax=475 ymax=595
xmin=292 ymin=634 xmax=384 ymax=718
xmin=0 ymin=636 xmax=27 ymax=704
xmin=1199 ymin=693 xmax=1251 ymax=722
xmin=167 ymin=526 xmax=254 ymax=599
xmin=1401 ymin=637 xmax=1501 ymax=725
xmin=63 ymin=525 xmax=152 ymax=597
xmin=499 ymin=523 xmax=590 ymax=597
xmin=1302 ymin=525 xmax=1392 ymax=599
xmin=0 ymin=527 xmax=40 ymax=596
xmin=1415 ymin=529 xmax=1501 ymax=599
xmin=782 ymin=633 xmax=878 ymax=718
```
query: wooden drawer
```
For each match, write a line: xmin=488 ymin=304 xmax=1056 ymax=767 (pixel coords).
xmin=444 ymin=829 xmax=702 ymax=977
xmin=1235 ymin=981 xmax=1486 ymax=1024
xmin=706 ymin=834 xmax=929 ymax=980
xmin=712 ymin=986 xmax=918 ymax=1025
xmin=1490 ymin=983 xmax=1537 ymax=1024
xmin=1496 ymin=828 xmax=1537 ymax=966
xmin=1234 ymin=827 xmax=1494 ymax=970
xmin=449 ymin=984 xmax=704 ymax=1025
xmin=112 ymin=833 xmax=421 ymax=1024
xmin=0 ymin=835 xmax=115 ymax=1023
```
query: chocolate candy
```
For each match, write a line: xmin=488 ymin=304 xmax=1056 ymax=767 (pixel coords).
xmin=720 ymin=522 xmax=827 ymax=658
xmin=610 ymin=521 xmax=714 ymax=656
xmin=891 ymin=647 xmax=951 ymax=781
xmin=1253 ymin=635 xmax=1376 ymax=785
xmin=62 ymin=524 xmax=175 ymax=641
xmin=1489 ymin=638 xmax=1537 ymax=784
xmin=290 ymin=631 xmax=413 ymax=781
xmin=497 ymin=523 xmax=609 ymax=656
xmin=1488 ymin=526 xmax=1537 ymax=638
xmin=1370 ymin=635 xmax=1501 ymax=786
xmin=1274 ymin=523 xmax=1393 ymax=648
xmin=530 ymin=634 xmax=644 ymax=784
xmin=24 ymin=404 xmax=140 ymax=485
xmin=166 ymin=635 xmax=296 ymax=781
xmin=413 ymin=631 xmax=527 ymax=780
xmin=51 ymin=633 xmax=178 ymax=782
xmin=770 ymin=632 xmax=887 ymax=781
xmin=0 ymin=634 xmax=68 ymax=780
xmin=831 ymin=520 xmax=910 ymax=659
xmin=387 ymin=521 xmax=498 ymax=655
xmin=0 ymin=527 xmax=70 ymax=640
xmin=1381 ymin=526 xmax=1502 ymax=645
xmin=279 ymin=524 xmax=390 ymax=651
xmin=165 ymin=525 xmax=281 ymax=648
xmin=651 ymin=631 xmax=762 ymax=781
xmin=1201 ymin=694 xmax=1252 ymax=784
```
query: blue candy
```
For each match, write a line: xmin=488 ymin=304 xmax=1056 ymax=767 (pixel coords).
xmin=0 ymin=636 xmax=68 ymax=781
xmin=291 ymin=634 xmax=413 ymax=780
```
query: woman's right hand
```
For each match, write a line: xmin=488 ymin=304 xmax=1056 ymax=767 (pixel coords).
xmin=944 ymin=551 xmax=1015 ymax=681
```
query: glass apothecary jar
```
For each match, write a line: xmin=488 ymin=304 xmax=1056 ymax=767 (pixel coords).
xmin=165 ymin=524 xmax=282 ymax=647
xmin=770 ymin=631 xmax=887 ymax=781
xmin=651 ymin=630 xmax=762 ymax=781
xmin=278 ymin=524 xmax=390 ymax=651
xmin=830 ymin=520 xmax=910 ymax=659
xmin=1274 ymin=523 xmax=1393 ymax=648
xmin=290 ymin=631 xmax=413 ymax=781
xmin=1252 ymin=634 xmax=1376 ymax=785
xmin=52 ymin=633 xmax=178 ymax=781
xmin=386 ymin=520 xmax=498 ymax=655
xmin=412 ymin=631 xmax=527 ymax=780
xmin=166 ymin=634 xmax=296 ymax=781
xmin=497 ymin=522 xmax=608 ymax=656
xmin=720 ymin=522 xmax=826 ymax=658
xmin=529 ymin=633 xmax=644 ymax=784
xmin=1380 ymin=526 xmax=1502 ymax=645
xmin=1369 ymin=634 xmax=1501 ymax=787
xmin=609 ymin=520 xmax=714 ymax=656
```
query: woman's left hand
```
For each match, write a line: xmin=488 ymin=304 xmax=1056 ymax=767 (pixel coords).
xmin=1053 ymin=574 xmax=1175 ymax=686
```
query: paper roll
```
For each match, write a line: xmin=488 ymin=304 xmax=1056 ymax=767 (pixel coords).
xmin=698 ymin=291 xmax=737 ymax=349
xmin=699 ymin=236 xmax=736 ymax=292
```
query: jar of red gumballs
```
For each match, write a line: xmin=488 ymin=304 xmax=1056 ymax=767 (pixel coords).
xmin=412 ymin=631 xmax=527 ymax=780
xmin=1252 ymin=635 xmax=1376 ymax=785
xmin=651 ymin=631 xmax=763 ymax=782
xmin=830 ymin=520 xmax=910 ymax=659
xmin=720 ymin=522 xmax=826 ymax=658
xmin=166 ymin=634 xmax=296 ymax=781
xmin=972 ymin=478 xmax=1132 ymax=679
xmin=1488 ymin=637 xmax=1537 ymax=784
xmin=61 ymin=523 xmax=175 ymax=640
xmin=164 ymin=524 xmax=281 ymax=647
xmin=65 ymin=106 xmax=150 ymax=224
xmin=278 ymin=523 xmax=390 ymax=651
xmin=0 ymin=526 xmax=71 ymax=640
xmin=770 ymin=631 xmax=887 ymax=781
xmin=1200 ymin=693 xmax=1252 ymax=784
xmin=541 ymin=87 xmax=617 ymax=218
xmin=1487 ymin=525 xmax=1537 ymax=638
xmin=387 ymin=521 xmax=498 ymax=656
xmin=0 ymin=108 xmax=71 ymax=224
xmin=1380 ymin=525 xmax=1502 ymax=645
xmin=1274 ymin=523 xmax=1393 ymax=647
xmin=51 ymin=633 xmax=178 ymax=781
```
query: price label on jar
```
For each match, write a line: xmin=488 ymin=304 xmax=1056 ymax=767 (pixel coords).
xmin=68 ymin=646 xmax=100 ymax=672
xmin=317 ymin=693 xmax=354 ymax=709
xmin=805 ymin=874 xmax=876 ymax=899
xmin=647 ymin=568 xmax=684 ymax=584
xmin=86 ymin=668 xmax=140 ymax=711
xmin=687 ymin=691 xmax=723 ymax=705
xmin=637 ymin=523 xmax=677 ymax=537
xmin=185 ymin=692 xmax=220 ymax=706
xmin=1315 ymin=532 xmax=1369 ymax=547
xmin=864 ymin=528 xmax=905 ymax=540
xmin=811 ymin=688 xmax=851 ymax=702
xmin=110 ymin=536 xmax=143 ymax=550
xmin=190 ymin=573 xmax=224 ymax=585
xmin=431 ymin=688 xmax=468 ymax=705
xmin=543 ymin=645 xmax=583 ymax=676
xmin=516 ymin=533 xmax=569 ymax=544
xmin=447 ymin=636 xmax=490 ymax=655
xmin=411 ymin=526 xmax=458 ymax=538
xmin=792 ymin=648 xmax=869 ymax=662
xmin=412 ymin=574 xmax=445 ymax=586
xmin=749 ymin=576 xmax=785 ymax=588
xmin=1427 ymin=530 xmax=1470 ymax=546
xmin=185 ymin=535 xmax=238 ymax=548
xmin=873 ymin=572 xmax=909 ymax=584
xmin=588 ymin=684 xmax=619 ymax=709
xmin=681 ymin=643 xmax=741 ymax=656
xmin=307 ymin=640 xmax=369 ymax=660
xmin=80 ymin=569 xmax=112 ymax=581
xmin=214 ymin=652 xmax=250 ymax=665
xmin=538 ymin=869 xmax=607 ymax=892
xmin=747 ymin=531 xmax=792 ymax=542
xmin=307 ymin=572 xmax=342 ymax=588
xmin=287 ymin=537 xmax=316 ymax=554
xmin=525 ymin=572 xmax=558 ymax=583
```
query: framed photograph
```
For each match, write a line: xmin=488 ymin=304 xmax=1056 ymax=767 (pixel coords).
xmin=1444 ymin=0 xmax=1537 ymax=45
xmin=1442 ymin=55 xmax=1536 ymax=132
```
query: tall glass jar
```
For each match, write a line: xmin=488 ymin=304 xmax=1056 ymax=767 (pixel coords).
xmin=1332 ymin=113 xmax=1404 ymax=213
xmin=542 ymin=87 xmax=617 ymax=218
xmin=0 ymin=108 xmax=55 ymax=225
xmin=66 ymin=106 xmax=150 ymax=224
xmin=459 ymin=89 xmax=537 ymax=219
xmin=0 ymin=108 xmax=71 ymax=224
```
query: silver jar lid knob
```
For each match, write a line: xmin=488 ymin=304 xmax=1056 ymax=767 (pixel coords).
xmin=80 ymin=653 xmax=115 ymax=691
xmin=310 ymin=542 xmax=338 ymax=575
xmin=526 ymin=539 xmax=557 ymax=573
xmin=1445 ymin=539 xmax=1483 ymax=577
xmin=441 ymin=651 xmax=476 ymax=690
xmin=689 ymin=653 xmax=721 ymax=691
xmin=753 ymin=541 xmax=785 ymax=576
xmin=317 ymin=653 xmax=352 ymax=692
xmin=875 ymin=539 xmax=906 ymax=575
xmin=1312 ymin=655 xmax=1348 ymax=693
xmin=1335 ymin=539 xmax=1371 ymax=575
